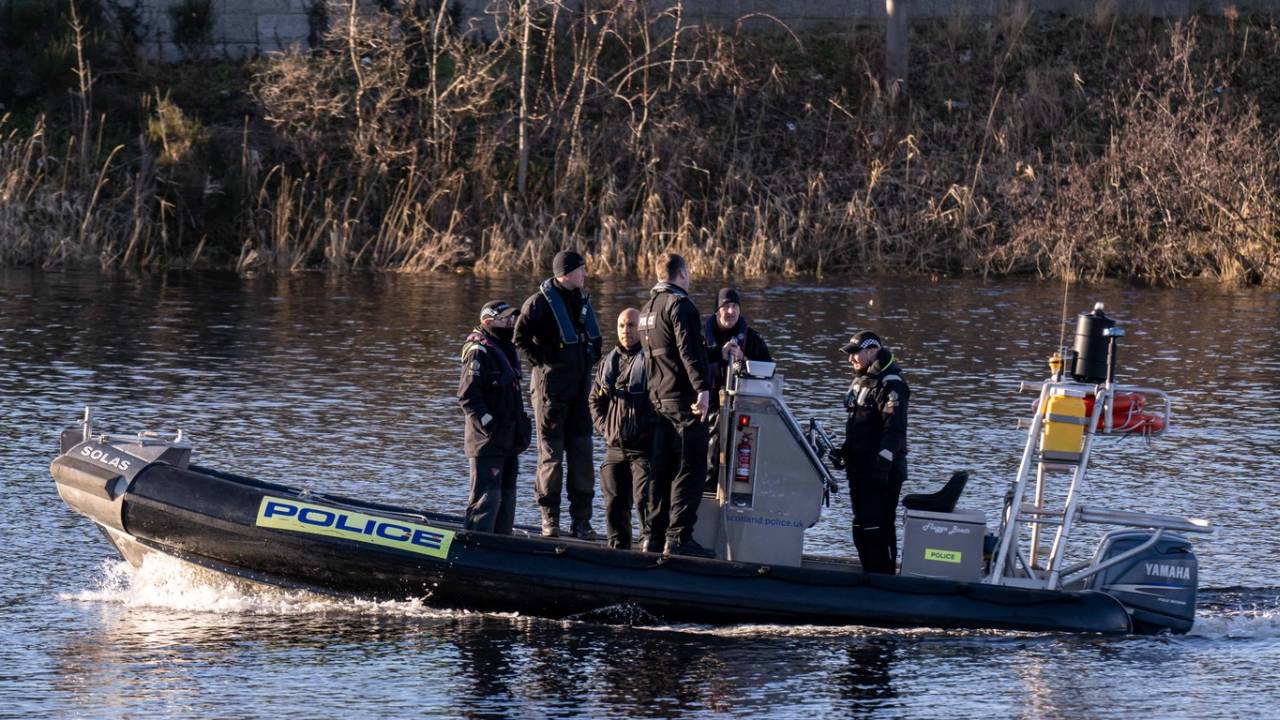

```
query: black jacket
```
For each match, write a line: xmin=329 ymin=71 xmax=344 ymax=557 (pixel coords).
xmin=457 ymin=327 xmax=530 ymax=458
xmin=638 ymin=282 xmax=711 ymax=404
xmin=841 ymin=349 xmax=909 ymax=466
xmin=514 ymin=279 xmax=602 ymax=399
xmin=703 ymin=315 xmax=772 ymax=402
xmin=589 ymin=344 xmax=655 ymax=451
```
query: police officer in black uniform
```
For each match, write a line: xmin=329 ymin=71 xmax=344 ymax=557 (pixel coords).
xmin=514 ymin=250 xmax=603 ymax=539
xmin=838 ymin=330 xmax=910 ymax=574
xmin=457 ymin=300 xmax=532 ymax=535
xmin=589 ymin=308 xmax=656 ymax=550
xmin=703 ymin=287 xmax=773 ymax=488
xmin=638 ymin=253 xmax=714 ymax=557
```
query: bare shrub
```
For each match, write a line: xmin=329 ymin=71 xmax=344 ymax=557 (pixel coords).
xmin=168 ymin=0 xmax=214 ymax=61
xmin=996 ymin=21 xmax=1280 ymax=284
xmin=3 ymin=4 xmax=1278 ymax=284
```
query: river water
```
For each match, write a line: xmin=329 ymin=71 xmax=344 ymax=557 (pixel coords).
xmin=2 ymin=269 xmax=1278 ymax=718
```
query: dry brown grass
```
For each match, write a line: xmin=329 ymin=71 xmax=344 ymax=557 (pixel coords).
xmin=1 ymin=3 xmax=1278 ymax=284
xmin=994 ymin=22 xmax=1280 ymax=284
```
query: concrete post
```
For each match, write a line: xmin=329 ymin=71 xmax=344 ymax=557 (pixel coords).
xmin=885 ymin=0 xmax=908 ymax=101
xmin=517 ymin=0 xmax=531 ymax=195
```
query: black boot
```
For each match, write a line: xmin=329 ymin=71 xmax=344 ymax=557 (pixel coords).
xmin=663 ymin=536 xmax=715 ymax=558
xmin=541 ymin=510 xmax=560 ymax=538
xmin=570 ymin=519 xmax=598 ymax=541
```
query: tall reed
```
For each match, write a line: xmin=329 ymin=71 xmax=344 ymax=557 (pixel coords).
xmin=1 ymin=3 xmax=1277 ymax=284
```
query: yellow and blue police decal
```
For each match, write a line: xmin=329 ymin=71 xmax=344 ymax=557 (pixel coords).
xmin=255 ymin=496 xmax=454 ymax=558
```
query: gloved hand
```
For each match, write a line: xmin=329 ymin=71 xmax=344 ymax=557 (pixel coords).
xmin=723 ymin=339 xmax=743 ymax=363
xmin=830 ymin=443 xmax=847 ymax=471
xmin=873 ymin=454 xmax=893 ymax=484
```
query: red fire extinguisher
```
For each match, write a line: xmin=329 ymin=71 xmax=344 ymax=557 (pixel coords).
xmin=736 ymin=434 xmax=752 ymax=481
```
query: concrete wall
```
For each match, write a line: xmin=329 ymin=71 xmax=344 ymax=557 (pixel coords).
xmin=723 ymin=1 xmax=1268 ymax=25
xmin=626 ymin=0 xmax=1278 ymax=24
xmin=124 ymin=0 xmax=322 ymax=60
xmin=124 ymin=0 xmax=1280 ymax=60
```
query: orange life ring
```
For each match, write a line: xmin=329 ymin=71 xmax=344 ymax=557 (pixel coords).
xmin=1033 ymin=392 xmax=1160 ymax=433
xmin=1083 ymin=391 xmax=1148 ymax=431
xmin=1084 ymin=391 xmax=1145 ymax=416
xmin=1108 ymin=411 xmax=1165 ymax=434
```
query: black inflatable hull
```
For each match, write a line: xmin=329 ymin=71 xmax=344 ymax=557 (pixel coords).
xmin=53 ymin=457 xmax=1135 ymax=634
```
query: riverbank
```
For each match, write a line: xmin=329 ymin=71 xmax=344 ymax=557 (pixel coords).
xmin=2 ymin=2 xmax=1278 ymax=283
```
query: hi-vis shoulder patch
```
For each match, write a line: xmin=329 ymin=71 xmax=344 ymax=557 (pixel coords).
xmin=885 ymin=390 xmax=900 ymax=412
xmin=256 ymin=496 xmax=454 ymax=558
xmin=462 ymin=342 xmax=487 ymax=361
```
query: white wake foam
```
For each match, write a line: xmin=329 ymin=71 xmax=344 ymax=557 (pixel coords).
xmin=63 ymin=555 xmax=1280 ymax=639
xmin=59 ymin=554 xmax=479 ymax=619
xmin=649 ymin=623 xmax=1043 ymax=640
xmin=1189 ymin=609 xmax=1280 ymax=639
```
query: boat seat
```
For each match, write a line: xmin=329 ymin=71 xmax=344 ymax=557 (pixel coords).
xmin=902 ymin=471 xmax=970 ymax=514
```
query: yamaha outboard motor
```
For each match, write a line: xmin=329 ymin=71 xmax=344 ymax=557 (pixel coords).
xmin=1084 ymin=530 xmax=1199 ymax=634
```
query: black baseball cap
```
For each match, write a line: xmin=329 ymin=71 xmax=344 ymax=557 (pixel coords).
xmin=840 ymin=330 xmax=882 ymax=354
xmin=480 ymin=300 xmax=517 ymax=321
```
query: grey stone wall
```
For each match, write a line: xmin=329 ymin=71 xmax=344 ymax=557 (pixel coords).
xmin=623 ymin=0 xmax=1278 ymax=24
xmin=124 ymin=0 xmax=322 ymax=60
xmin=125 ymin=0 xmax=1280 ymax=61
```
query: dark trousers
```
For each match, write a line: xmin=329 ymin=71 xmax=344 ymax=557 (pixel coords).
xmin=466 ymin=454 xmax=518 ymax=534
xmin=650 ymin=401 xmax=709 ymax=544
xmin=532 ymin=390 xmax=594 ymax=527
xmin=847 ymin=458 xmax=908 ymax=574
xmin=600 ymin=446 xmax=652 ymax=549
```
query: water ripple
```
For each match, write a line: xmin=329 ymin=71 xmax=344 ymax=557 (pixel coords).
xmin=4 ymin=270 xmax=1280 ymax=718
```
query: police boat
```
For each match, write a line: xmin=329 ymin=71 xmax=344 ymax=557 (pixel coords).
xmin=50 ymin=304 xmax=1212 ymax=634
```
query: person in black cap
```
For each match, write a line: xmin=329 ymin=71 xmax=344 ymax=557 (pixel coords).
xmin=837 ymin=330 xmax=910 ymax=574
xmin=702 ymin=287 xmax=772 ymax=488
xmin=637 ymin=252 xmax=714 ymax=557
xmin=588 ymin=307 xmax=656 ymax=550
xmin=514 ymin=250 xmax=603 ymax=539
xmin=458 ymin=300 xmax=532 ymax=534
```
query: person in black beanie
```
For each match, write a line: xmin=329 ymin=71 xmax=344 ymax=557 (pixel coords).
xmin=703 ymin=288 xmax=772 ymax=401
xmin=514 ymin=250 xmax=603 ymax=539
xmin=837 ymin=330 xmax=910 ymax=574
xmin=457 ymin=300 xmax=532 ymax=534
xmin=702 ymin=287 xmax=772 ymax=489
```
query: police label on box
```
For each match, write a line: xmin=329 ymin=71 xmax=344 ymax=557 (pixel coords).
xmin=925 ymin=548 xmax=962 ymax=564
